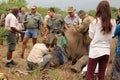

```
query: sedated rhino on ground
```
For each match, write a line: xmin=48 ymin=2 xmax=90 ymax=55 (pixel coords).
xmin=64 ymin=29 xmax=117 ymax=73
xmin=49 ymin=29 xmax=117 ymax=73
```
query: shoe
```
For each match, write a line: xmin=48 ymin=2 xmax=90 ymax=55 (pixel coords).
xmin=10 ymin=60 xmax=17 ymax=65
xmin=5 ymin=62 xmax=15 ymax=68
xmin=42 ymin=70 xmax=49 ymax=80
xmin=20 ymin=53 xmax=24 ymax=58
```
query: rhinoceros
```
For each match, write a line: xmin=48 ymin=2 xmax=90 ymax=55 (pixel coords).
xmin=49 ymin=29 xmax=117 ymax=73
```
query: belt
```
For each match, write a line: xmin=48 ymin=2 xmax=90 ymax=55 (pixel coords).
xmin=27 ymin=27 xmax=38 ymax=29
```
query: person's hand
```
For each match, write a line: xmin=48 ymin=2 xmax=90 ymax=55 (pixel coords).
xmin=73 ymin=22 xmax=77 ymax=26
xmin=43 ymin=35 xmax=47 ymax=40
xmin=19 ymin=30 xmax=24 ymax=34
xmin=23 ymin=21 xmax=28 ymax=24
xmin=70 ymin=28 xmax=76 ymax=32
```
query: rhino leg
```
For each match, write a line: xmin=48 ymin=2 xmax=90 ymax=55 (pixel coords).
xmin=70 ymin=55 xmax=88 ymax=73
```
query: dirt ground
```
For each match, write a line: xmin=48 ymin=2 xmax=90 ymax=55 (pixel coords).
xmin=0 ymin=39 xmax=113 ymax=80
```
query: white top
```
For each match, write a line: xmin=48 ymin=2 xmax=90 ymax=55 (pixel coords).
xmin=27 ymin=43 xmax=49 ymax=64
xmin=5 ymin=13 xmax=18 ymax=29
xmin=89 ymin=18 xmax=116 ymax=58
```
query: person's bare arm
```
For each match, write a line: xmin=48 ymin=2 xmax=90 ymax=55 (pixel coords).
xmin=11 ymin=27 xmax=23 ymax=34
xmin=64 ymin=23 xmax=69 ymax=30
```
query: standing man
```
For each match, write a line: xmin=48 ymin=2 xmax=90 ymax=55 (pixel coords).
xmin=21 ymin=5 xmax=43 ymax=58
xmin=75 ymin=10 xmax=94 ymax=46
xmin=18 ymin=7 xmax=26 ymax=42
xmin=64 ymin=6 xmax=81 ymax=31
xmin=44 ymin=7 xmax=64 ymax=48
xmin=5 ymin=7 xmax=23 ymax=67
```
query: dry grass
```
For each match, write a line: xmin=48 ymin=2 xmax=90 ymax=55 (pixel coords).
xmin=0 ymin=37 xmax=113 ymax=80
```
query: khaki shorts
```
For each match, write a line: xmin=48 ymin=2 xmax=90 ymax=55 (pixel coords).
xmin=6 ymin=31 xmax=16 ymax=51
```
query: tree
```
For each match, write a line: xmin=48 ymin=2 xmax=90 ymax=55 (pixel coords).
xmin=0 ymin=0 xmax=27 ymax=15
xmin=87 ymin=7 xmax=118 ymax=19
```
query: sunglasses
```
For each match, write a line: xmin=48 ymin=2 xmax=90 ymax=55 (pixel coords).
xmin=31 ymin=8 xmax=35 ymax=10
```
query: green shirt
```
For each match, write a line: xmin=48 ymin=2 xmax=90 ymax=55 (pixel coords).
xmin=47 ymin=14 xmax=64 ymax=32
xmin=24 ymin=12 xmax=43 ymax=29
xmin=75 ymin=15 xmax=94 ymax=46
xmin=75 ymin=15 xmax=94 ymax=33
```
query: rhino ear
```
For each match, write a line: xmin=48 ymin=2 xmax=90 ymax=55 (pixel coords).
xmin=60 ymin=30 xmax=65 ymax=36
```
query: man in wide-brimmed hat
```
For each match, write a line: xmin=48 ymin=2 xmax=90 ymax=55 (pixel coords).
xmin=67 ymin=6 xmax=76 ymax=12
xmin=64 ymin=6 xmax=81 ymax=31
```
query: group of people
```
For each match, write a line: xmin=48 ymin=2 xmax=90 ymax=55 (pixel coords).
xmin=1 ymin=0 xmax=120 ymax=80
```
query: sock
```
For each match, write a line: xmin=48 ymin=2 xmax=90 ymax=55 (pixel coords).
xmin=6 ymin=59 xmax=12 ymax=63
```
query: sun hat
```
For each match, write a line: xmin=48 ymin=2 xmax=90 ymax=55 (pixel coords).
xmin=67 ymin=6 xmax=76 ymax=12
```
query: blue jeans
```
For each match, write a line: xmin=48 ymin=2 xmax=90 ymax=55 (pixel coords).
xmin=41 ymin=54 xmax=52 ymax=69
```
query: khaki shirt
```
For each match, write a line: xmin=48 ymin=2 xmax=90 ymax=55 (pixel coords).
xmin=24 ymin=12 xmax=43 ymax=29
xmin=47 ymin=14 xmax=64 ymax=32
xmin=27 ymin=43 xmax=49 ymax=64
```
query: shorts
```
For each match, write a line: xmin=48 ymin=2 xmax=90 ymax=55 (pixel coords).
xmin=24 ymin=29 xmax=39 ymax=38
xmin=48 ymin=32 xmax=56 ymax=44
xmin=6 ymin=32 xmax=16 ymax=51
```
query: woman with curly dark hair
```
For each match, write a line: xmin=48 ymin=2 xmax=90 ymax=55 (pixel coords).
xmin=86 ymin=1 xmax=116 ymax=80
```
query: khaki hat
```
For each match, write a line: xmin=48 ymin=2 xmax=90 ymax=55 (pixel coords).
xmin=67 ymin=6 xmax=76 ymax=12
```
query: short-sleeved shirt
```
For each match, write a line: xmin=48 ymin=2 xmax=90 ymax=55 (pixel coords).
xmin=47 ymin=14 xmax=64 ymax=31
xmin=27 ymin=43 xmax=49 ymax=64
xmin=18 ymin=12 xmax=26 ymax=23
xmin=24 ymin=12 xmax=43 ymax=29
xmin=5 ymin=13 xmax=18 ymax=29
xmin=18 ymin=13 xmax=26 ymax=30
xmin=5 ymin=13 xmax=18 ymax=51
xmin=64 ymin=14 xmax=81 ymax=28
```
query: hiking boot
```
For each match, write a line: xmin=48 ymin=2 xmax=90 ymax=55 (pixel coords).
xmin=10 ymin=60 xmax=17 ymax=65
xmin=20 ymin=53 xmax=24 ymax=58
xmin=42 ymin=74 xmax=49 ymax=80
xmin=5 ymin=62 xmax=15 ymax=68
xmin=42 ymin=70 xmax=49 ymax=80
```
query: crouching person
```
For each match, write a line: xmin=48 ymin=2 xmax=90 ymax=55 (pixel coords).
xmin=27 ymin=41 xmax=52 ymax=71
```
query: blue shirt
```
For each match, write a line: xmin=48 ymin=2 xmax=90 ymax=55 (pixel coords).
xmin=113 ymin=24 xmax=120 ymax=53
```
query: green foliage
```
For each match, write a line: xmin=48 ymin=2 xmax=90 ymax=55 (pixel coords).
xmin=37 ymin=7 xmax=67 ymax=18
xmin=111 ymin=7 xmax=118 ymax=19
xmin=87 ymin=10 xmax=96 ymax=17
xmin=0 ymin=0 xmax=27 ymax=15
xmin=54 ymin=7 xmax=67 ymax=18
xmin=0 ymin=27 xmax=9 ymax=40
xmin=87 ymin=7 xmax=118 ymax=19
xmin=37 ymin=7 xmax=48 ymax=18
